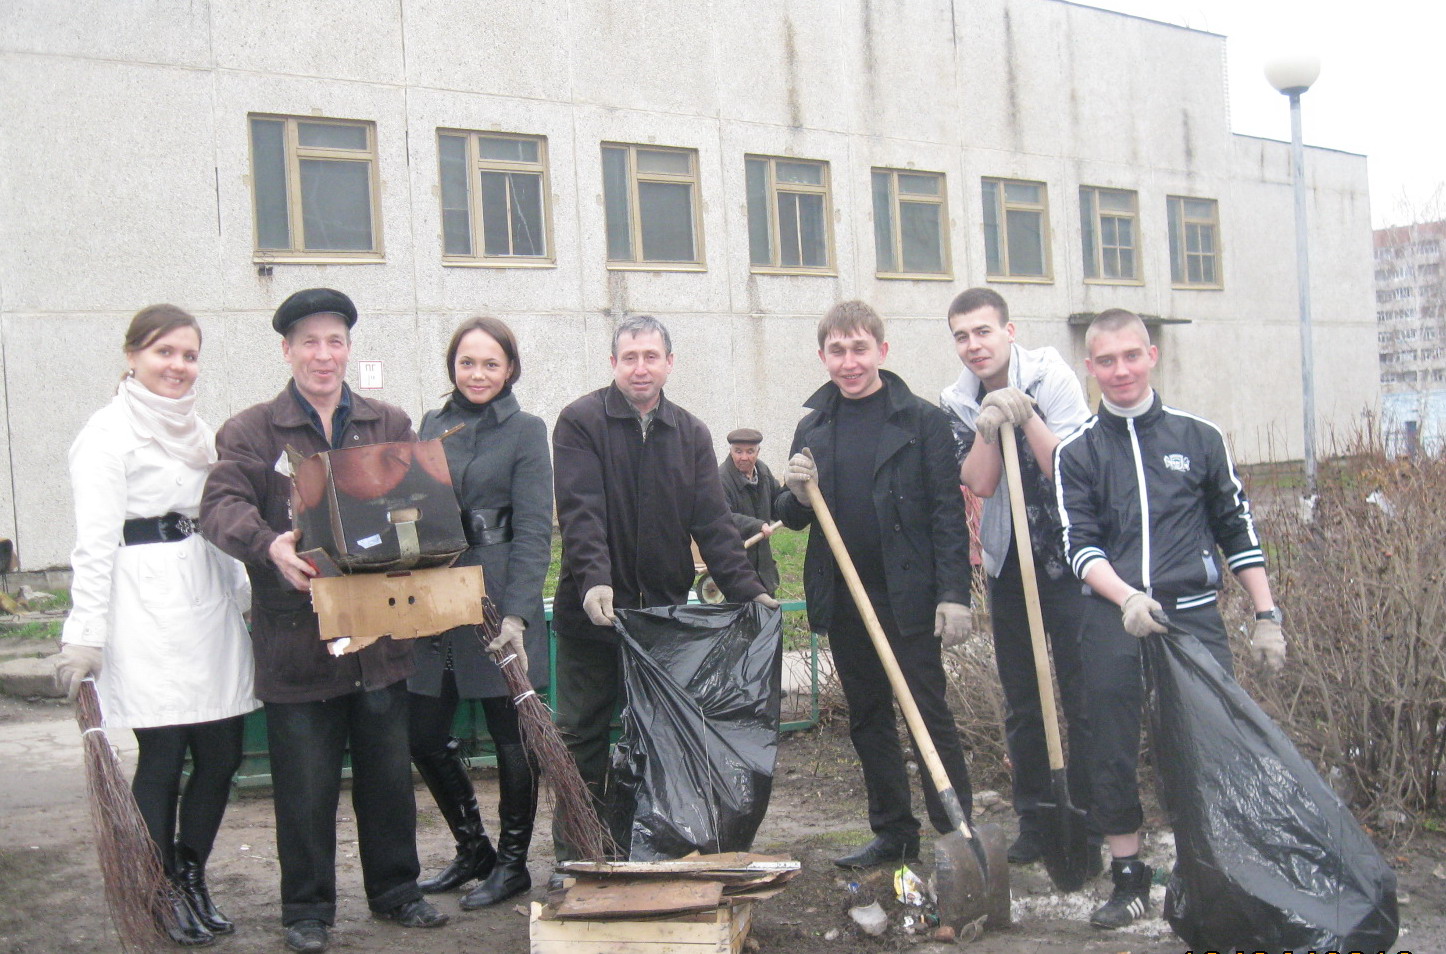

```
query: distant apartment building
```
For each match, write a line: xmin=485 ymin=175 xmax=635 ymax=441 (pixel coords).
xmin=1376 ymin=221 xmax=1446 ymax=453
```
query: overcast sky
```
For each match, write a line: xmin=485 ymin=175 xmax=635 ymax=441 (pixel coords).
xmin=1079 ymin=0 xmax=1440 ymax=228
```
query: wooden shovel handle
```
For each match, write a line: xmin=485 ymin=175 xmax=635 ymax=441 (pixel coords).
xmin=743 ymin=520 xmax=784 ymax=549
xmin=802 ymin=477 xmax=972 ymax=836
xmin=999 ymin=425 xmax=1066 ymax=772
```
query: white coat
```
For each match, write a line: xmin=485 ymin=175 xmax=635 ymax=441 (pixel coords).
xmin=62 ymin=395 xmax=258 ymax=729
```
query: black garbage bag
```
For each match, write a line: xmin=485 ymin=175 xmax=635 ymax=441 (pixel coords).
xmin=607 ymin=602 xmax=783 ymax=861
xmin=1144 ymin=625 xmax=1398 ymax=953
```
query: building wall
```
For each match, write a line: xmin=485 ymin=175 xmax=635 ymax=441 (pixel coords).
xmin=1 ymin=0 xmax=1376 ymax=569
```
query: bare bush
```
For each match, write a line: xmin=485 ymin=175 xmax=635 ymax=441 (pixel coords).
xmin=1244 ymin=433 xmax=1446 ymax=820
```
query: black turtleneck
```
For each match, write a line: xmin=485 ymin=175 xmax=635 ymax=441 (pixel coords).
xmin=447 ymin=383 xmax=512 ymax=417
xmin=832 ymin=382 xmax=888 ymax=588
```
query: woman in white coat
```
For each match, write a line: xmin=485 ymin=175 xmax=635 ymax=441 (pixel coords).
xmin=52 ymin=304 xmax=258 ymax=948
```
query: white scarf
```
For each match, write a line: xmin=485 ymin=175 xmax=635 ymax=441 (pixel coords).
xmin=119 ymin=376 xmax=216 ymax=469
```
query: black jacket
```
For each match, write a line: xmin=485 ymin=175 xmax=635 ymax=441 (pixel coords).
xmin=775 ymin=370 xmax=972 ymax=636
xmin=1054 ymin=393 xmax=1265 ymax=609
xmin=410 ymin=389 xmax=552 ymax=698
xmin=719 ymin=457 xmax=781 ymax=596
xmin=552 ymin=384 xmax=765 ymax=642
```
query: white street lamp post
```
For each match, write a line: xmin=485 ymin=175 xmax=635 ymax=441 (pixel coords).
xmin=1266 ymin=54 xmax=1322 ymax=495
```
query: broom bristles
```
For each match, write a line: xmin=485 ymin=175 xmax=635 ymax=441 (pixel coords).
xmin=75 ymin=680 xmax=178 ymax=952
xmin=481 ymin=600 xmax=617 ymax=862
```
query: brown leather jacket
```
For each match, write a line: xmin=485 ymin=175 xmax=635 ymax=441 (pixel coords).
xmin=200 ymin=385 xmax=416 ymax=703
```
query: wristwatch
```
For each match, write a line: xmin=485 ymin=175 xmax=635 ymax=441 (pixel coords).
xmin=1254 ymin=607 xmax=1283 ymax=624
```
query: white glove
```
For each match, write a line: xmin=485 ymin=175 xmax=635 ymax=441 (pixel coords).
xmin=753 ymin=593 xmax=779 ymax=610
xmin=487 ymin=614 xmax=529 ymax=673
xmin=973 ymin=405 xmax=1007 ymax=445
xmin=785 ymin=448 xmax=817 ymax=503
xmin=53 ymin=644 xmax=104 ymax=701
xmin=1250 ymin=618 xmax=1286 ymax=672
xmin=935 ymin=601 xmax=971 ymax=648
xmin=583 ymin=584 xmax=616 ymax=627
xmin=980 ymin=387 xmax=1036 ymax=426
xmin=1121 ymin=592 xmax=1168 ymax=638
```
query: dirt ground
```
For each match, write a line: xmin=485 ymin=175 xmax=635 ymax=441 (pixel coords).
xmin=0 ymin=694 xmax=1439 ymax=954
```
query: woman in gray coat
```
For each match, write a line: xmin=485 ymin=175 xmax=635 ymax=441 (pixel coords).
xmin=409 ymin=315 xmax=552 ymax=910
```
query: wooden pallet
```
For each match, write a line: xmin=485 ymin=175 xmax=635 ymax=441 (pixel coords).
xmin=530 ymin=899 xmax=752 ymax=954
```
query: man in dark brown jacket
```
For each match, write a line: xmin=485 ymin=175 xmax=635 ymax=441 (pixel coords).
xmin=200 ymin=288 xmax=445 ymax=953
xmin=550 ymin=315 xmax=776 ymax=866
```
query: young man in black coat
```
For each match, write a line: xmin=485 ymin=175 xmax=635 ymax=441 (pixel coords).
xmin=551 ymin=315 xmax=777 ymax=867
xmin=775 ymin=300 xmax=974 ymax=868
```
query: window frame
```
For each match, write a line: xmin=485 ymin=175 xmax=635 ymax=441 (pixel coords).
xmin=745 ymin=154 xmax=836 ymax=276
xmin=1167 ymin=194 xmax=1224 ymax=289
xmin=1079 ymin=185 xmax=1142 ymax=285
xmin=248 ymin=113 xmax=383 ymax=263
xmin=600 ymin=142 xmax=705 ymax=271
xmin=437 ymin=129 xmax=554 ymax=268
xmin=980 ymin=176 xmax=1052 ymax=282
xmin=871 ymin=167 xmax=952 ymax=281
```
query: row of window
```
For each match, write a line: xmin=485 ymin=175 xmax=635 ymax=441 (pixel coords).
xmin=248 ymin=113 xmax=1225 ymax=287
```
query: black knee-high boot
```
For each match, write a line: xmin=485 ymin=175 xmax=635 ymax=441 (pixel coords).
xmin=461 ymin=742 xmax=537 ymax=909
xmin=174 ymin=843 xmax=233 ymax=935
xmin=414 ymin=738 xmax=496 ymax=893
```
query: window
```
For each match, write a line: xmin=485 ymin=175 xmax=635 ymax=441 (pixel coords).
xmin=600 ymin=143 xmax=702 ymax=266
xmin=746 ymin=155 xmax=833 ymax=272
xmin=437 ymin=131 xmax=551 ymax=264
xmin=981 ymin=178 xmax=1050 ymax=280
xmin=1167 ymin=195 xmax=1222 ymax=287
xmin=249 ymin=114 xmax=380 ymax=259
xmin=1079 ymin=186 xmax=1139 ymax=282
xmin=871 ymin=169 xmax=949 ymax=278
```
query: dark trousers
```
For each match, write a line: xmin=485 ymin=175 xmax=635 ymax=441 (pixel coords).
xmin=828 ymin=584 xmax=972 ymax=837
xmin=552 ymin=635 xmax=622 ymax=861
xmin=987 ymin=555 xmax=1091 ymax=832
xmin=131 ymin=715 xmax=246 ymax=871
xmin=407 ymin=671 xmax=522 ymax=758
xmin=264 ymin=683 xmax=421 ymax=925
xmin=1080 ymin=597 xmax=1231 ymax=836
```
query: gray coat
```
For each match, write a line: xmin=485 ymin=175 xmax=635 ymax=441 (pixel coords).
xmin=409 ymin=390 xmax=552 ymax=698
xmin=719 ymin=457 xmax=781 ymax=596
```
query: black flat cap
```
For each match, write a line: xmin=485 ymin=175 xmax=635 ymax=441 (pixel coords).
xmin=727 ymin=427 xmax=763 ymax=445
xmin=272 ymin=288 xmax=358 ymax=335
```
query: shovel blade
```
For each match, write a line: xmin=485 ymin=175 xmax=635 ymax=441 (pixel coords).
xmin=1038 ymin=771 xmax=1094 ymax=892
xmin=933 ymin=823 xmax=1011 ymax=933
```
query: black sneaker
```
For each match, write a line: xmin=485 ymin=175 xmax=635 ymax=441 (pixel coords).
xmin=1089 ymin=858 xmax=1152 ymax=929
xmin=1007 ymin=828 xmax=1044 ymax=864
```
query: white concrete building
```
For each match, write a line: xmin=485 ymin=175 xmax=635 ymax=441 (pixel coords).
xmin=1375 ymin=221 xmax=1446 ymax=454
xmin=2 ymin=0 xmax=1377 ymax=570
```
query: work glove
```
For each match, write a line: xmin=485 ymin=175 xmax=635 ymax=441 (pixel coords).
xmin=487 ymin=614 xmax=529 ymax=673
xmin=935 ymin=601 xmax=971 ymax=648
xmin=583 ymin=584 xmax=616 ymax=627
xmin=753 ymin=593 xmax=780 ymax=610
xmin=973 ymin=405 xmax=1008 ymax=445
xmin=785 ymin=448 xmax=817 ymax=504
xmin=1250 ymin=617 xmax=1287 ymax=672
xmin=53 ymin=643 xmax=104 ymax=701
xmin=1121 ymin=591 xmax=1168 ymax=638
xmin=980 ymin=387 xmax=1036 ymax=425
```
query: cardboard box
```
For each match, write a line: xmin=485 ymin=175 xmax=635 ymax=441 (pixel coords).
xmin=311 ymin=565 xmax=486 ymax=654
xmin=529 ymin=900 xmax=752 ymax=954
xmin=292 ymin=439 xmax=467 ymax=572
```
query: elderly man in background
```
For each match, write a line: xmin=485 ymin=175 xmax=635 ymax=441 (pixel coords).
xmin=718 ymin=428 xmax=781 ymax=597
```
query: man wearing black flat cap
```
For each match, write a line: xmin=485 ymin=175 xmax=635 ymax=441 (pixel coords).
xmin=201 ymin=288 xmax=447 ymax=952
xmin=719 ymin=428 xmax=781 ymax=596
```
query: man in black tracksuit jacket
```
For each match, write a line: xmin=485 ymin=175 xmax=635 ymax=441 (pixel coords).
xmin=1053 ymin=308 xmax=1287 ymax=929
xmin=775 ymin=300 xmax=974 ymax=869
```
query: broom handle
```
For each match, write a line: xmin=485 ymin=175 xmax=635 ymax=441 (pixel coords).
xmin=802 ymin=477 xmax=973 ymax=837
xmin=999 ymin=425 xmax=1066 ymax=773
xmin=743 ymin=520 xmax=784 ymax=549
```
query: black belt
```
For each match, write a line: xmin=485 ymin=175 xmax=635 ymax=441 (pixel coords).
xmin=462 ymin=507 xmax=513 ymax=547
xmin=122 ymin=511 xmax=198 ymax=546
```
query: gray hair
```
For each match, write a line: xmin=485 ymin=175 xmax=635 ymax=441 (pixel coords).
xmin=612 ymin=314 xmax=673 ymax=356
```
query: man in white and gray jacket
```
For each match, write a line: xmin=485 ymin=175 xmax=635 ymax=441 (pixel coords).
xmin=938 ymin=287 xmax=1094 ymax=869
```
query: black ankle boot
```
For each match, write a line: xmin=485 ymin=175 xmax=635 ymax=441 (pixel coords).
xmin=414 ymin=738 xmax=496 ymax=893
xmin=461 ymin=743 xmax=537 ymax=909
xmin=174 ymin=843 xmax=233 ymax=935
xmin=163 ymin=882 xmax=216 ymax=947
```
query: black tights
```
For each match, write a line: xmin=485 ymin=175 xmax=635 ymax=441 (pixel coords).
xmin=408 ymin=671 xmax=520 ymax=758
xmin=131 ymin=715 xmax=246 ymax=870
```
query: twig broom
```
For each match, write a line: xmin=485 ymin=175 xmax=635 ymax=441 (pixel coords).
xmin=74 ymin=678 xmax=179 ymax=952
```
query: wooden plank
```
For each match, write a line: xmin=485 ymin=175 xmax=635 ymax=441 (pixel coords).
xmin=531 ymin=902 xmax=738 ymax=950
xmin=554 ymin=879 xmax=723 ymax=919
